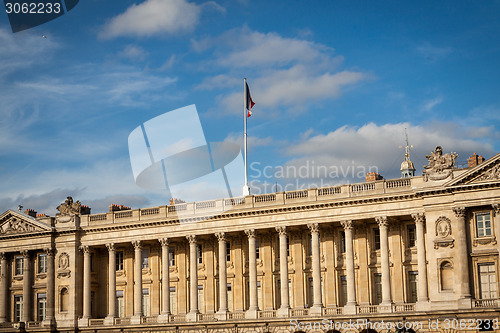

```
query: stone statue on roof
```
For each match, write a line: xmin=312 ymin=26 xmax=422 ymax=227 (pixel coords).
xmin=423 ymin=146 xmax=458 ymax=181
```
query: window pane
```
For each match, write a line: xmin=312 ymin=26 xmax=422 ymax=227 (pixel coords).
xmin=142 ymin=249 xmax=149 ymax=269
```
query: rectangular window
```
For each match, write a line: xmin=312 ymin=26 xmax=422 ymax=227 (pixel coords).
xmin=308 ymin=277 xmax=314 ymax=307
xmin=341 ymin=231 xmax=346 ymax=253
xmin=169 ymin=247 xmax=175 ymax=266
xmin=255 ymin=238 xmax=260 ymax=259
xmin=37 ymin=293 xmax=46 ymax=321
xmin=288 ymin=279 xmax=293 ymax=308
xmin=257 ymin=281 xmax=262 ymax=310
xmin=407 ymin=225 xmax=416 ymax=248
xmin=15 ymin=256 xmax=23 ymax=276
xmin=309 ymin=234 xmax=313 ymax=256
xmin=169 ymin=286 xmax=177 ymax=314
xmin=14 ymin=295 xmax=23 ymax=322
xmin=226 ymin=241 xmax=231 ymax=262
xmin=90 ymin=291 xmax=95 ymax=317
xmin=408 ymin=271 xmax=418 ymax=303
xmin=479 ymin=263 xmax=497 ymax=299
xmin=227 ymin=283 xmax=232 ymax=311
xmin=373 ymin=273 xmax=382 ymax=305
xmin=197 ymin=285 xmax=204 ymax=313
xmin=476 ymin=212 xmax=492 ymax=238
xmin=90 ymin=253 xmax=94 ymax=272
xmin=340 ymin=276 xmax=347 ymax=306
xmin=374 ymin=228 xmax=381 ymax=251
xmin=38 ymin=254 xmax=47 ymax=274
xmin=197 ymin=244 xmax=203 ymax=264
xmin=116 ymin=251 xmax=124 ymax=271
xmin=142 ymin=289 xmax=150 ymax=316
xmin=116 ymin=290 xmax=124 ymax=318
xmin=286 ymin=236 xmax=290 ymax=257
xmin=141 ymin=248 xmax=149 ymax=269
xmin=170 ymin=287 xmax=177 ymax=314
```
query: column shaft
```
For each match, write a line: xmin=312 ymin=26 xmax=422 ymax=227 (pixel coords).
xmin=159 ymin=239 xmax=170 ymax=315
xmin=215 ymin=233 xmax=227 ymax=313
xmin=187 ymin=235 xmax=198 ymax=315
xmin=413 ymin=213 xmax=429 ymax=303
xmin=246 ymin=230 xmax=258 ymax=312
xmin=276 ymin=227 xmax=289 ymax=312
xmin=0 ymin=254 xmax=7 ymax=323
xmin=22 ymin=251 xmax=30 ymax=322
xmin=46 ymin=249 xmax=55 ymax=321
xmin=376 ymin=217 xmax=392 ymax=306
xmin=106 ymin=244 xmax=116 ymax=319
xmin=341 ymin=221 xmax=356 ymax=307
xmin=82 ymin=246 xmax=91 ymax=319
xmin=453 ymin=207 xmax=471 ymax=299
xmin=308 ymin=224 xmax=322 ymax=310
xmin=133 ymin=241 xmax=143 ymax=317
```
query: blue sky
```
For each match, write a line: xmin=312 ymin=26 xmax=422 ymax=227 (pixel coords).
xmin=1 ymin=0 xmax=499 ymax=214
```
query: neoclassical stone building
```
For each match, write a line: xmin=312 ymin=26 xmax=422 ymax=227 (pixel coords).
xmin=0 ymin=149 xmax=499 ymax=333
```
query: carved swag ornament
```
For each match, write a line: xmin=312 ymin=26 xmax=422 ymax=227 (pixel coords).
xmin=423 ymin=146 xmax=458 ymax=181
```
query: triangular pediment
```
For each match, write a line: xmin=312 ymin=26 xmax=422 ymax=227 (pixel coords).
xmin=445 ymin=152 xmax=500 ymax=186
xmin=0 ymin=210 xmax=53 ymax=236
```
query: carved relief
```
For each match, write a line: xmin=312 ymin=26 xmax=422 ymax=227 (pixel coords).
xmin=473 ymin=162 xmax=500 ymax=182
xmin=56 ymin=196 xmax=82 ymax=216
xmin=1 ymin=217 xmax=37 ymax=234
xmin=423 ymin=146 xmax=458 ymax=181
xmin=434 ymin=217 xmax=454 ymax=249
xmin=57 ymin=252 xmax=71 ymax=278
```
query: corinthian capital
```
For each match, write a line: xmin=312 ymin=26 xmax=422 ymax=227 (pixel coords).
xmin=452 ymin=207 xmax=466 ymax=218
xmin=106 ymin=243 xmax=115 ymax=252
xmin=80 ymin=245 xmax=91 ymax=254
xmin=340 ymin=220 xmax=353 ymax=231
xmin=186 ymin=235 xmax=197 ymax=244
xmin=244 ymin=229 xmax=256 ymax=239
xmin=158 ymin=238 xmax=169 ymax=247
xmin=275 ymin=226 xmax=287 ymax=236
xmin=132 ymin=240 xmax=142 ymax=250
xmin=411 ymin=213 xmax=425 ymax=224
xmin=375 ymin=216 xmax=389 ymax=228
xmin=307 ymin=223 xmax=320 ymax=234
xmin=215 ymin=232 xmax=226 ymax=242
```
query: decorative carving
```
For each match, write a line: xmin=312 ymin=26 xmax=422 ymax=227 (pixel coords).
xmin=186 ymin=235 xmax=197 ymax=244
xmin=215 ymin=232 xmax=226 ymax=242
xmin=106 ymin=243 xmax=115 ymax=252
xmin=275 ymin=226 xmax=287 ymax=236
xmin=21 ymin=250 xmax=29 ymax=258
xmin=56 ymin=196 xmax=82 ymax=216
xmin=44 ymin=248 xmax=54 ymax=257
xmin=307 ymin=223 xmax=320 ymax=233
xmin=1 ymin=217 xmax=37 ymax=234
xmin=434 ymin=239 xmax=454 ymax=249
xmin=375 ymin=216 xmax=389 ymax=228
xmin=80 ymin=245 xmax=91 ymax=254
xmin=158 ymin=238 xmax=169 ymax=247
xmin=473 ymin=236 xmax=497 ymax=247
xmin=340 ymin=220 xmax=353 ymax=231
xmin=132 ymin=240 xmax=142 ymax=250
xmin=423 ymin=146 xmax=458 ymax=181
xmin=493 ymin=204 xmax=500 ymax=216
xmin=245 ymin=229 xmax=256 ymax=239
xmin=453 ymin=207 xmax=466 ymax=218
xmin=57 ymin=252 xmax=71 ymax=278
xmin=0 ymin=252 xmax=5 ymax=261
xmin=474 ymin=163 xmax=500 ymax=182
xmin=411 ymin=213 xmax=425 ymax=225
xmin=435 ymin=216 xmax=452 ymax=237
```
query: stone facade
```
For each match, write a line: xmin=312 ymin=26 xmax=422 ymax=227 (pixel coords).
xmin=0 ymin=152 xmax=499 ymax=333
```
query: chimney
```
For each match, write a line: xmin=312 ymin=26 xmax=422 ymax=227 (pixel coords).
xmin=24 ymin=209 xmax=37 ymax=218
xmin=365 ymin=172 xmax=383 ymax=182
xmin=109 ymin=204 xmax=131 ymax=212
xmin=468 ymin=153 xmax=485 ymax=168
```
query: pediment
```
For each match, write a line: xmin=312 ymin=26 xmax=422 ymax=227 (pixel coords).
xmin=445 ymin=152 xmax=500 ymax=186
xmin=0 ymin=210 xmax=53 ymax=236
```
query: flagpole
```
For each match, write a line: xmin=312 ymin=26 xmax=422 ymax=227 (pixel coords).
xmin=243 ymin=78 xmax=250 ymax=196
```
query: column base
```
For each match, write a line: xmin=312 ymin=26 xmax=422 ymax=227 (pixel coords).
xmin=104 ymin=316 xmax=116 ymax=325
xmin=77 ymin=317 xmax=89 ymax=327
xmin=215 ymin=311 xmax=227 ymax=320
xmin=344 ymin=303 xmax=357 ymax=315
xmin=415 ymin=300 xmax=430 ymax=311
xmin=277 ymin=307 xmax=289 ymax=318
xmin=186 ymin=312 xmax=198 ymax=322
xmin=158 ymin=313 xmax=170 ymax=323
xmin=310 ymin=305 xmax=323 ymax=316
xmin=245 ymin=308 xmax=258 ymax=319
xmin=131 ymin=315 xmax=143 ymax=325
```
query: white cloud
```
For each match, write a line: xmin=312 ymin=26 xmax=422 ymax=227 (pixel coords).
xmin=119 ymin=45 xmax=148 ymax=61
xmin=277 ymin=122 xmax=495 ymax=185
xmin=224 ymin=133 xmax=272 ymax=150
xmin=421 ymin=96 xmax=443 ymax=112
xmin=99 ymin=0 xmax=202 ymax=39
xmin=416 ymin=42 xmax=454 ymax=61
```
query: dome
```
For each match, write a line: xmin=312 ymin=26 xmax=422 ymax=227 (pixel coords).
xmin=400 ymin=159 xmax=415 ymax=171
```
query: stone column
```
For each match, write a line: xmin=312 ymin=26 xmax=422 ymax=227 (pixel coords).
xmin=82 ymin=246 xmax=92 ymax=320
xmin=308 ymin=223 xmax=323 ymax=314
xmin=340 ymin=220 xmax=356 ymax=314
xmin=158 ymin=238 xmax=170 ymax=323
xmin=214 ymin=233 xmax=227 ymax=319
xmin=412 ymin=213 xmax=429 ymax=309
xmin=245 ymin=229 xmax=258 ymax=319
xmin=376 ymin=217 xmax=392 ymax=310
xmin=104 ymin=243 xmax=116 ymax=324
xmin=22 ymin=250 xmax=30 ymax=322
xmin=45 ymin=249 xmax=55 ymax=324
xmin=132 ymin=241 xmax=143 ymax=322
xmin=275 ymin=226 xmax=289 ymax=317
xmin=186 ymin=235 xmax=198 ymax=321
xmin=453 ymin=207 xmax=472 ymax=307
xmin=0 ymin=253 xmax=7 ymax=323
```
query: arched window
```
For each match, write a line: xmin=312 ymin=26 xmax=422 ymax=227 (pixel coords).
xmin=60 ymin=288 xmax=69 ymax=312
xmin=440 ymin=261 xmax=453 ymax=291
